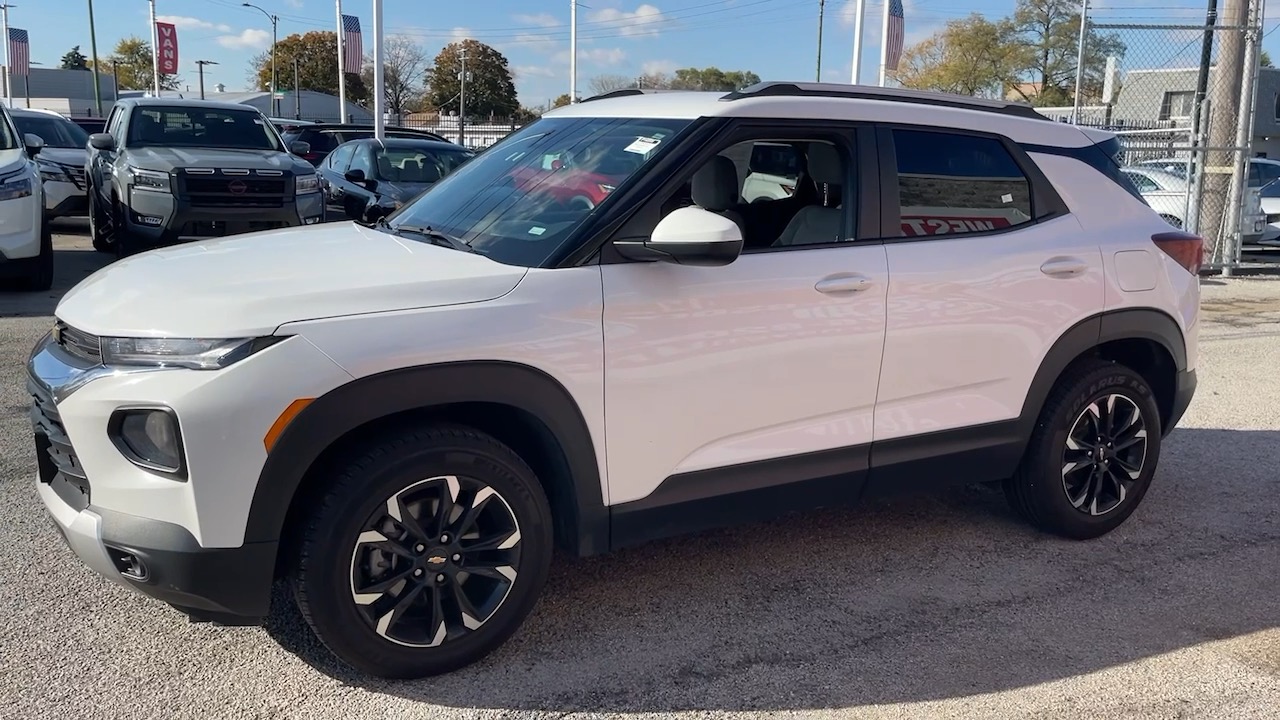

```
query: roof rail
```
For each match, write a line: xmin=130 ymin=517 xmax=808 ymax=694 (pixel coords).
xmin=580 ymin=88 xmax=695 ymax=103
xmin=721 ymin=82 xmax=1048 ymax=121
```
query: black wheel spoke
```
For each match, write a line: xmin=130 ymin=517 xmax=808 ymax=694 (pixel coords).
xmin=1062 ymin=393 xmax=1148 ymax=518
xmin=452 ymin=488 xmax=496 ymax=538
xmin=354 ymin=530 xmax=416 ymax=560
xmin=460 ymin=528 xmax=520 ymax=554
xmin=376 ymin=583 xmax=426 ymax=640
xmin=461 ymin=562 xmax=518 ymax=584
xmin=353 ymin=567 xmax=415 ymax=605
xmin=1114 ymin=455 xmax=1143 ymax=478
xmin=449 ymin=581 xmax=486 ymax=630
xmin=429 ymin=476 xmax=461 ymax=538
xmin=387 ymin=493 xmax=430 ymax=542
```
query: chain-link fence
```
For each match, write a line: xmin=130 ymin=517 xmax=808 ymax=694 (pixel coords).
xmin=1049 ymin=15 xmax=1268 ymax=272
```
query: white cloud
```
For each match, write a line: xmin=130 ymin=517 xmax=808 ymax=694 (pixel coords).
xmin=515 ymin=65 xmax=557 ymax=79
xmin=157 ymin=15 xmax=232 ymax=33
xmin=514 ymin=13 xmax=560 ymax=28
xmin=217 ymin=28 xmax=272 ymax=50
xmin=641 ymin=59 xmax=678 ymax=76
xmin=588 ymin=3 xmax=666 ymax=38
xmin=552 ymin=46 xmax=627 ymax=67
xmin=451 ymin=27 xmax=473 ymax=42
xmin=285 ymin=0 xmax=304 ymax=7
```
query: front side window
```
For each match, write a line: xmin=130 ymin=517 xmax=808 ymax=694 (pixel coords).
xmin=127 ymin=106 xmax=283 ymax=151
xmin=327 ymin=143 xmax=356 ymax=172
xmin=373 ymin=145 xmax=474 ymax=183
xmin=385 ymin=116 xmax=691 ymax=267
xmin=892 ymin=129 xmax=1033 ymax=238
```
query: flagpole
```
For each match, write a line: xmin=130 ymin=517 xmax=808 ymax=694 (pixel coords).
xmin=878 ymin=0 xmax=890 ymax=86
xmin=1 ymin=4 xmax=12 ymax=107
xmin=569 ymin=0 xmax=577 ymax=102
xmin=335 ymin=0 xmax=346 ymax=122
xmin=851 ymin=0 xmax=865 ymax=84
xmin=148 ymin=0 xmax=160 ymax=95
xmin=372 ymin=0 xmax=384 ymax=140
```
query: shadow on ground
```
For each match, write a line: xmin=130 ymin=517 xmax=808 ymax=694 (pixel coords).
xmin=0 ymin=222 xmax=109 ymax=318
xmin=263 ymin=427 xmax=1280 ymax=713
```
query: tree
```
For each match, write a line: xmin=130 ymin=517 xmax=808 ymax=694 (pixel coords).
xmin=88 ymin=37 xmax=179 ymax=91
xmin=250 ymin=31 xmax=368 ymax=102
xmin=359 ymin=35 xmax=429 ymax=116
xmin=668 ymin=67 xmax=760 ymax=91
xmin=1263 ymin=50 xmax=1274 ymax=68
xmin=589 ymin=74 xmax=634 ymax=95
xmin=1011 ymin=0 xmax=1125 ymax=106
xmin=425 ymin=40 xmax=518 ymax=118
xmin=893 ymin=14 xmax=1028 ymax=97
xmin=552 ymin=93 xmax=572 ymax=108
xmin=60 ymin=45 xmax=89 ymax=70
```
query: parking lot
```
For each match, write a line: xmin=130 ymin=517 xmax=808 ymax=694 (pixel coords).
xmin=0 ymin=225 xmax=1277 ymax=720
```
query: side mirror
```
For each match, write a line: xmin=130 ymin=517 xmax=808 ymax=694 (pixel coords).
xmin=88 ymin=133 xmax=115 ymax=151
xmin=289 ymin=140 xmax=311 ymax=155
xmin=614 ymin=206 xmax=744 ymax=266
xmin=24 ymin=133 xmax=44 ymax=157
xmin=344 ymin=168 xmax=377 ymax=191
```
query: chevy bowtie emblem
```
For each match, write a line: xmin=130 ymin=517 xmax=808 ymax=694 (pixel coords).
xmin=427 ymin=555 xmax=446 ymax=565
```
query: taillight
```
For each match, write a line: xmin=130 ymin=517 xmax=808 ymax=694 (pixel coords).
xmin=1152 ymin=230 xmax=1204 ymax=275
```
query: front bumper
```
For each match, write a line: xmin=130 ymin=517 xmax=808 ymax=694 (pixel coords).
xmin=125 ymin=189 xmax=325 ymax=248
xmin=44 ymin=180 xmax=87 ymax=218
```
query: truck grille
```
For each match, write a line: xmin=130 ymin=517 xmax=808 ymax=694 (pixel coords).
xmin=178 ymin=169 xmax=291 ymax=208
xmin=54 ymin=320 xmax=102 ymax=363
xmin=30 ymin=376 xmax=90 ymax=511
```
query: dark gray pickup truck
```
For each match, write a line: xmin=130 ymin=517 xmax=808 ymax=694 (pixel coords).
xmin=86 ymin=98 xmax=325 ymax=256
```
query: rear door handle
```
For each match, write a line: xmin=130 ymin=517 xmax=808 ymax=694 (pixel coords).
xmin=815 ymin=273 xmax=874 ymax=294
xmin=1040 ymin=256 xmax=1088 ymax=278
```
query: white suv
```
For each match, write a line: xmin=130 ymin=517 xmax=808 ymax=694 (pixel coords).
xmin=0 ymin=103 xmax=52 ymax=290
xmin=30 ymin=83 xmax=1200 ymax=679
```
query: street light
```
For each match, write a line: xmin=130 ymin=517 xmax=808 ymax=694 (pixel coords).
xmin=242 ymin=2 xmax=279 ymax=116
xmin=195 ymin=59 xmax=218 ymax=100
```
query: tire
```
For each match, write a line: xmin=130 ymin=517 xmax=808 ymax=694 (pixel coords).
xmin=18 ymin=213 xmax=54 ymax=292
xmin=1003 ymin=359 xmax=1163 ymax=540
xmin=111 ymin=198 xmax=139 ymax=260
xmin=88 ymin=187 xmax=113 ymax=253
xmin=291 ymin=423 xmax=554 ymax=679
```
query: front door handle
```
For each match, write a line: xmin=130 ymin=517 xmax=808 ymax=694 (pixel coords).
xmin=815 ymin=273 xmax=874 ymax=294
xmin=1040 ymin=256 xmax=1088 ymax=278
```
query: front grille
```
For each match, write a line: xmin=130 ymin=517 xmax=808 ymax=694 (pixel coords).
xmin=29 ymin=376 xmax=90 ymax=510
xmin=54 ymin=321 xmax=102 ymax=363
xmin=65 ymin=165 xmax=86 ymax=189
xmin=177 ymin=219 xmax=290 ymax=237
xmin=178 ymin=169 xmax=291 ymax=209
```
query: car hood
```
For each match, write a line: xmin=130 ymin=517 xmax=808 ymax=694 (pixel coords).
xmin=55 ymin=222 xmax=529 ymax=338
xmin=125 ymin=146 xmax=310 ymax=173
xmin=37 ymin=147 xmax=87 ymax=168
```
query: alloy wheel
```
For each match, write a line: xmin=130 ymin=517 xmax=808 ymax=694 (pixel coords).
xmin=349 ymin=474 xmax=522 ymax=648
xmin=1061 ymin=394 xmax=1148 ymax=516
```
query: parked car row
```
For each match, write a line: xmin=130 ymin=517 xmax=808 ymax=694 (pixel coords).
xmin=1125 ymin=156 xmax=1280 ymax=246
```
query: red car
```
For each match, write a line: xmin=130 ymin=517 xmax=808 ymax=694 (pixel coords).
xmin=508 ymin=140 xmax=644 ymax=210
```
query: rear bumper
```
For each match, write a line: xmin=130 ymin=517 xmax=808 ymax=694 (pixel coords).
xmin=1166 ymin=368 xmax=1197 ymax=435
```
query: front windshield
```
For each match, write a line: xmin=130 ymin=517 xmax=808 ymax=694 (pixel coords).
xmin=13 ymin=115 xmax=89 ymax=149
xmin=127 ymin=106 xmax=283 ymax=151
xmin=386 ymin=116 xmax=692 ymax=267
xmin=374 ymin=145 xmax=474 ymax=183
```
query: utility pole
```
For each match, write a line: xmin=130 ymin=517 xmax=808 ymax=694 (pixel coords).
xmin=195 ymin=60 xmax=216 ymax=99
xmin=242 ymin=4 xmax=279 ymax=116
xmin=1 ymin=4 xmax=13 ymax=107
xmin=372 ymin=0 xmax=384 ymax=140
xmin=87 ymin=0 xmax=102 ymax=115
xmin=1071 ymin=0 xmax=1090 ymax=123
xmin=458 ymin=46 xmax=468 ymax=147
xmin=335 ymin=0 xmax=346 ymax=122
xmin=569 ymin=0 xmax=577 ymax=102
xmin=1203 ymin=0 xmax=1248 ymax=268
xmin=816 ymin=0 xmax=825 ymax=81
xmin=147 ymin=0 xmax=160 ymax=96
xmin=294 ymin=57 xmax=300 ymax=118
xmin=851 ymin=0 xmax=866 ymax=84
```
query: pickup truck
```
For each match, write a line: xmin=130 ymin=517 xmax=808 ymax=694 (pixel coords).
xmin=86 ymin=98 xmax=324 ymax=256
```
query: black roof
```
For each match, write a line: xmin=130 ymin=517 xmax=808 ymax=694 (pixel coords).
xmin=345 ymin=136 xmax=473 ymax=151
xmin=115 ymin=97 xmax=263 ymax=113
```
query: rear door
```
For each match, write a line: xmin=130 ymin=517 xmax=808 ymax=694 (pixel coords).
xmin=871 ymin=125 xmax=1104 ymax=459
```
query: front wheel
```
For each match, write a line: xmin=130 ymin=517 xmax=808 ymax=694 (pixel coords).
xmin=88 ymin=188 xmax=113 ymax=253
xmin=1004 ymin=360 xmax=1163 ymax=539
xmin=291 ymin=423 xmax=554 ymax=678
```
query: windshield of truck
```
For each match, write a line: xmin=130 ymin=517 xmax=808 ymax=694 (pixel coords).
xmin=13 ymin=114 xmax=89 ymax=149
xmin=383 ymin=116 xmax=691 ymax=267
xmin=127 ymin=106 xmax=284 ymax=151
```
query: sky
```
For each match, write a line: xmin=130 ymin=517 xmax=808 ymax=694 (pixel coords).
xmin=14 ymin=0 xmax=1280 ymax=108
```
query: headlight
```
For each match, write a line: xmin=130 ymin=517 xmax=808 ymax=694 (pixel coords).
xmin=295 ymin=174 xmax=320 ymax=194
xmin=39 ymin=163 xmax=65 ymax=183
xmin=100 ymin=336 xmax=285 ymax=370
xmin=129 ymin=167 xmax=170 ymax=193
xmin=0 ymin=176 xmax=32 ymax=201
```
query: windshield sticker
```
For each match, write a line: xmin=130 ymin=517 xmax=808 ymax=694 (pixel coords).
xmin=624 ymin=136 xmax=661 ymax=155
xmin=528 ymin=226 xmax=547 ymax=236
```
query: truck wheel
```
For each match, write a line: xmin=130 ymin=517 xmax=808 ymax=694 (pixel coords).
xmin=111 ymin=199 xmax=139 ymax=259
xmin=291 ymin=423 xmax=554 ymax=679
xmin=88 ymin=189 xmax=113 ymax=253
xmin=1003 ymin=360 xmax=1162 ymax=540
xmin=19 ymin=214 xmax=54 ymax=292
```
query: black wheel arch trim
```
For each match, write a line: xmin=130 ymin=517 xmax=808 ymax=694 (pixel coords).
xmin=243 ymin=360 xmax=609 ymax=558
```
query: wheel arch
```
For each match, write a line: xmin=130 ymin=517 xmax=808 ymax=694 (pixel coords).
xmin=244 ymin=360 xmax=609 ymax=566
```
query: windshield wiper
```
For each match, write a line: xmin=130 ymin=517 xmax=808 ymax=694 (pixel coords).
xmin=375 ymin=217 xmax=475 ymax=253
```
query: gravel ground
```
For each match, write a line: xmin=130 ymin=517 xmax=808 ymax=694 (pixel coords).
xmin=0 ymin=229 xmax=1277 ymax=720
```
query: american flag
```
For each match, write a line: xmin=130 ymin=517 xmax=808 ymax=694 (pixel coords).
xmin=7 ymin=28 xmax=28 ymax=76
xmin=884 ymin=0 xmax=905 ymax=72
xmin=341 ymin=14 xmax=362 ymax=72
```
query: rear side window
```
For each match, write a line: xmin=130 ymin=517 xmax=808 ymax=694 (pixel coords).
xmin=301 ymin=130 xmax=338 ymax=153
xmin=892 ymin=129 xmax=1034 ymax=238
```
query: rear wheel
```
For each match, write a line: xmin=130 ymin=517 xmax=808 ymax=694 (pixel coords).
xmin=291 ymin=423 xmax=554 ymax=679
xmin=1004 ymin=360 xmax=1162 ymax=539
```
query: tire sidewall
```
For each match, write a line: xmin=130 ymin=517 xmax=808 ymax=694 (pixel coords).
xmin=297 ymin=436 xmax=554 ymax=677
xmin=1036 ymin=365 xmax=1163 ymax=534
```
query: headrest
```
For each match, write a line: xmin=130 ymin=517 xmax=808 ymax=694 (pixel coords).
xmin=691 ymin=155 xmax=739 ymax=211
xmin=807 ymin=143 xmax=843 ymax=184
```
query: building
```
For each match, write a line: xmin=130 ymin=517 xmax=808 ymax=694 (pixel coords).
xmin=118 ymin=88 xmax=373 ymax=123
xmin=0 ymin=67 xmax=118 ymax=116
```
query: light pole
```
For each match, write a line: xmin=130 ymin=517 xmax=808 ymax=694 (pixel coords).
xmin=195 ymin=59 xmax=217 ymax=100
xmin=1 ymin=4 xmax=15 ymax=107
xmin=147 ymin=0 xmax=159 ymax=96
xmin=242 ymin=2 xmax=279 ymax=116
xmin=88 ymin=0 xmax=102 ymax=115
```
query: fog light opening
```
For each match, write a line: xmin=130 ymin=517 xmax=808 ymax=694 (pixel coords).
xmin=106 ymin=546 xmax=148 ymax=581
xmin=303 ymin=216 xmax=321 ymax=225
xmin=109 ymin=408 xmax=186 ymax=478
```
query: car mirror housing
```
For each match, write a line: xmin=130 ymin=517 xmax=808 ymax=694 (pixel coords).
xmin=613 ymin=206 xmax=744 ymax=266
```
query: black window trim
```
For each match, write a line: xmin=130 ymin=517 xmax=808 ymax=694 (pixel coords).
xmin=874 ymin=122 xmax=1070 ymax=244
xmin=587 ymin=117 xmax=883 ymax=266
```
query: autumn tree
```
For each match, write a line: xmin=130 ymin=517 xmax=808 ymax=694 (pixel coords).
xmin=552 ymin=93 xmax=572 ymax=108
xmin=88 ymin=37 xmax=179 ymax=90
xmin=668 ymin=67 xmax=760 ymax=91
xmin=425 ymin=40 xmax=518 ymax=118
xmin=893 ymin=14 xmax=1028 ymax=97
xmin=250 ymin=31 xmax=368 ymax=102
xmin=60 ymin=46 xmax=89 ymax=70
xmin=359 ymin=35 xmax=429 ymax=116
xmin=1012 ymin=0 xmax=1125 ymax=106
